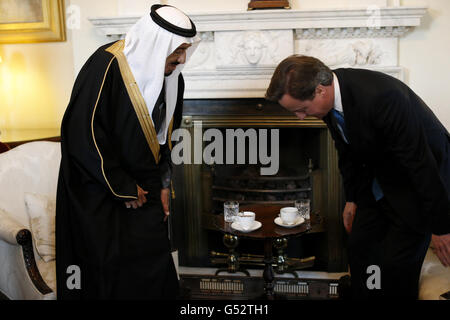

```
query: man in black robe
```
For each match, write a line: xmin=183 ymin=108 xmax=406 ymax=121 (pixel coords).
xmin=56 ymin=5 xmax=199 ymax=300
xmin=266 ymin=55 xmax=450 ymax=299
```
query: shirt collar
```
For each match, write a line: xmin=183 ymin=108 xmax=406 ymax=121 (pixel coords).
xmin=333 ymin=72 xmax=343 ymax=113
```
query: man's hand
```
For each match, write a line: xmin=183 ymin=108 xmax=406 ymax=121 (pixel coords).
xmin=343 ymin=202 xmax=357 ymax=234
xmin=431 ymin=234 xmax=450 ymax=267
xmin=161 ymin=188 xmax=170 ymax=222
xmin=125 ymin=185 xmax=148 ymax=209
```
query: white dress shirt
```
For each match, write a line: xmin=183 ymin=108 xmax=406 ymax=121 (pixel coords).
xmin=333 ymin=72 xmax=344 ymax=113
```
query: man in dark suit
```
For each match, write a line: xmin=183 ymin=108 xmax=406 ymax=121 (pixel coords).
xmin=266 ymin=55 xmax=450 ymax=299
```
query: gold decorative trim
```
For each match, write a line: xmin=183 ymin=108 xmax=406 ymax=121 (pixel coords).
xmin=105 ymin=40 xmax=163 ymax=164
xmin=0 ymin=0 xmax=66 ymax=44
xmin=181 ymin=115 xmax=326 ymax=128
xmin=91 ymin=56 xmax=138 ymax=200
xmin=168 ymin=118 xmax=175 ymax=150
xmin=168 ymin=118 xmax=175 ymax=199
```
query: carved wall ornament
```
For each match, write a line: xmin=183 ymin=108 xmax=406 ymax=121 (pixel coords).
xmin=295 ymin=26 xmax=410 ymax=39
xmin=187 ymin=43 xmax=214 ymax=70
xmin=199 ymin=31 xmax=214 ymax=42
xmin=186 ymin=32 xmax=215 ymax=70
xmin=215 ymin=30 xmax=293 ymax=68
xmin=301 ymin=40 xmax=384 ymax=67
xmin=237 ymin=31 xmax=269 ymax=65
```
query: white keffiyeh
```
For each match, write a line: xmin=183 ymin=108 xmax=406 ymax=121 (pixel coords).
xmin=123 ymin=6 xmax=200 ymax=144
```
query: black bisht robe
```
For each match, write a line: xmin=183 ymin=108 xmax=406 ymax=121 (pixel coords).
xmin=56 ymin=41 xmax=183 ymax=300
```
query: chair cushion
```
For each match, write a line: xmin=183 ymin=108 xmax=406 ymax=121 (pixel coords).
xmin=419 ymin=248 xmax=450 ymax=300
xmin=24 ymin=193 xmax=56 ymax=263
xmin=0 ymin=141 xmax=61 ymax=229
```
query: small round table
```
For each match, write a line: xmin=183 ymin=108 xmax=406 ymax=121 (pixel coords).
xmin=214 ymin=204 xmax=312 ymax=300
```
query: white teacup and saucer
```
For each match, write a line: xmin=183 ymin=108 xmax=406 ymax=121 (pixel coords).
xmin=231 ymin=211 xmax=262 ymax=233
xmin=274 ymin=207 xmax=305 ymax=228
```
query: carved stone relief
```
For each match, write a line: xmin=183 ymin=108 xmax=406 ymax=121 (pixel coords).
xmin=185 ymin=32 xmax=215 ymax=71
xmin=296 ymin=38 xmax=397 ymax=68
xmin=295 ymin=26 xmax=410 ymax=39
xmin=214 ymin=30 xmax=294 ymax=69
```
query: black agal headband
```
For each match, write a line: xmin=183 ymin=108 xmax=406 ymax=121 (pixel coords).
xmin=150 ymin=5 xmax=197 ymax=38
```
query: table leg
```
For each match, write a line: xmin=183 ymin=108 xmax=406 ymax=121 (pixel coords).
xmin=215 ymin=233 xmax=250 ymax=277
xmin=274 ymin=237 xmax=288 ymax=273
xmin=274 ymin=238 xmax=300 ymax=278
xmin=263 ymin=238 xmax=275 ymax=300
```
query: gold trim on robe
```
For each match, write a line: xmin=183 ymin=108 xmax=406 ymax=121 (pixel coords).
xmin=91 ymin=56 xmax=138 ymax=200
xmin=168 ymin=118 xmax=174 ymax=151
xmin=105 ymin=40 xmax=175 ymax=164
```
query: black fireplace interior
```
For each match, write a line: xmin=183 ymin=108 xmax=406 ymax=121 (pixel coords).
xmin=209 ymin=127 xmax=320 ymax=206
xmin=202 ymin=127 xmax=327 ymax=270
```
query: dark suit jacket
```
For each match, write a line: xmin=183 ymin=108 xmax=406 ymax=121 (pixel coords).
xmin=323 ymin=68 xmax=450 ymax=235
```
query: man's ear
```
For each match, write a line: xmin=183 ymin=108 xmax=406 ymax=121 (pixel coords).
xmin=315 ymin=85 xmax=326 ymax=97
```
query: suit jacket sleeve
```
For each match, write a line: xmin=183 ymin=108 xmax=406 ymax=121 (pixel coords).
xmin=335 ymin=135 xmax=363 ymax=203
xmin=374 ymin=91 xmax=450 ymax=235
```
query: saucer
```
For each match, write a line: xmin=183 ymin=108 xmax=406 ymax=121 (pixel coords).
xmin=231 ymin=221 xmax=262 ymax=233
xmin=274 ymin=216 xmax=305 ymax=228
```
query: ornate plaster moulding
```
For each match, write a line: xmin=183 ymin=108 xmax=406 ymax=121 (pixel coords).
xmin=89 ymin=7 xmax=427 ymax=39
xmin=88 ymin=7 xmax=426 ymax=99
xmin=295 ymin=26 xmax=411 ymax=39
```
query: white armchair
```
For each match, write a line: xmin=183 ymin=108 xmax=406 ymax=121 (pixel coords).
xmin=0 ymin=141 xmax=60 ymax=300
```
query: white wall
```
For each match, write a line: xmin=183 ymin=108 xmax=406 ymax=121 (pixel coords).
xmin=0 ymin=2 xmax=74 ymax=131
xmin=69 ymin=0 xmax=118 ymax=79
xmin=400 ymin=0 xmax=450 ymax=129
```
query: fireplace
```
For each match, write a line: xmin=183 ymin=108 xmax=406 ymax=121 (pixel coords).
xmin=171 ymin=98 xmax=347 ymax=272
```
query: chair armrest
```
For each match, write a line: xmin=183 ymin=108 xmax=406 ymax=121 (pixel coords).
xmin=0 ymin=209 xmax=53 ymax=296
xmin=16 ymin=230 xmax=53 ymax=296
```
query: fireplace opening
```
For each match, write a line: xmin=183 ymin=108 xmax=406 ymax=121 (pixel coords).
xmin=200 ymin=127 xmax=327 ymax=270
xmin=172 ymin=98 xmax=347 ymax=273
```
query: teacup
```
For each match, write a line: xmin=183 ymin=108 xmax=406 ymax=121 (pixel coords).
xmin=236 ymin=211 xmax=256 ymax=230
xmin=280 ymin=207 xmax=299 ymax=225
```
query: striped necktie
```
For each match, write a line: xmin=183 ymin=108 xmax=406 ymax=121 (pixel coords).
xmin=331 ymin=109 xmax=384 ymax=201
xmin=331 ymin=109 xmax=349 ymax=144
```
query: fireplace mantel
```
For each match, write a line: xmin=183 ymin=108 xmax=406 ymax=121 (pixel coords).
xmin=89 ymin=7 xmax=426 ymax=36
xmin=89 ymin=6 xmax=427 ymax=99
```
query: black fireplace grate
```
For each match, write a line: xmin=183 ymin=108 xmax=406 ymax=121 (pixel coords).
xmin=211 ymin=166 xmax=313 ymax=209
